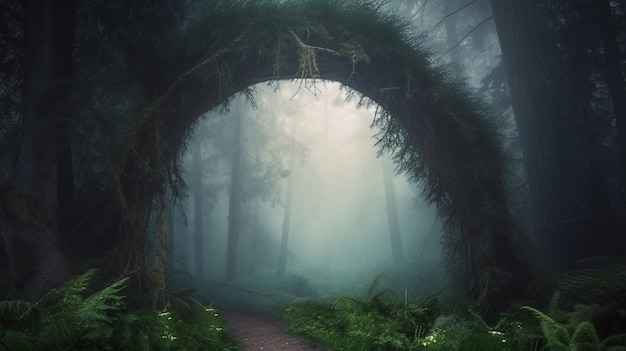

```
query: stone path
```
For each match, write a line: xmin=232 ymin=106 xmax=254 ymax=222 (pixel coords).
xmin=220 ymin=309 xmax=328 ymax=351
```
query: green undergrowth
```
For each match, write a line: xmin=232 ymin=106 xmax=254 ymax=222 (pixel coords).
xmin=284 ymin=275 xmax=626 ymax=351
xmin=0 ymin=270 xmax=240 ymax=351
xmin=285 ymin=294 xmax=538 ymax=350
xmin=522 ymin=306 xmax=626 ymax=351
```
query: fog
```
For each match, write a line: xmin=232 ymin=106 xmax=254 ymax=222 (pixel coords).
xmin=168 ymin=81 xmax=445 ymax=303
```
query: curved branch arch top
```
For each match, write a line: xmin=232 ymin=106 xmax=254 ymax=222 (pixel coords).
xmin=119 ymin=0 xmax=537 ymax=305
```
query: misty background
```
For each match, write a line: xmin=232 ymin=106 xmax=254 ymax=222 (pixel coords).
xmin=155 ymin=0 xmax=519 ymax=305
xmin=165 ymin=81 xmax=444 ymax=301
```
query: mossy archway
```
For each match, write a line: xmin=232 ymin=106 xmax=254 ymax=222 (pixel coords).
xmin=114 ymin=1 xmax=538 ymax=306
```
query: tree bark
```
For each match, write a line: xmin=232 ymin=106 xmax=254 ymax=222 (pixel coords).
xmin=490 ymin=0 xmax=607 ymax=271
xmin=0 ymin=0 xmax=76 ymax=299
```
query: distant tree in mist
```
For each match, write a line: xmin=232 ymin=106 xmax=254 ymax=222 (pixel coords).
xmin=225 ymin=111 xmax=244 ymax=282
xmin=277 ymin=116 xmax=298 ymax=278
xmin=212 ymin=93 xmax=301 ymax=282
xmin=191 ymin=137 xmax=205 ymax=280
xmin=382 ymin=160 xmax=406 ymax=267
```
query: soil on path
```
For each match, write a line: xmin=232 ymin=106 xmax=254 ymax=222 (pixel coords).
xmin=220 ymin=309 xmax=328 ymax=351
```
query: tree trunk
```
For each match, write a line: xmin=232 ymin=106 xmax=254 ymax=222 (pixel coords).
xmin=276 ymin=153 xmax=294 ymax=278
xmin=224 ymin=113 xmax=244 ymax=282
xmin=382 ymin=160 xmax=406 ymax=267
xmin=277 ymin=117 xmax=297 ymax=278
xmin=490 ymin=0 xmax=607 ymax=271
xmin=247 ymin=199 xmax=259 ymax=276
xmin=191 ymin=137 xmax=204 ymax=281
xmin=598 ymin=0 xmax=626 ymax=189
xmin=322 ymin=100 xmax=330 ymax=273
xmin=0 ymin=0 xmax=77 ymax=300
xmin=52 ymin=0 xmax=77 ymax=236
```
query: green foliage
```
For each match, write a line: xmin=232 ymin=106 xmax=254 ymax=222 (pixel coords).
xmin=558 ymin=258 xmax=626 ymax=308
xmin=542 ymin=259 xmax=626 ymax=350
xmin=523 ymin=306 xmax=572 ymax=351
xmin=522 ymin=305 xmax=626 ymax=351
xmin=120 ymin=300 xmax=240 ymax=351
xmin=0 ymin=270 xmax=241 ymax=351
xmin=285 ymin=276 xmax=434 ymax=350
xmin=0 ymin=269 xmax=127 ymax=350
xmin=286 ymin=290 xmax=546 ymax=351
xmin=284 ymin=275 xmax=567 ymax=351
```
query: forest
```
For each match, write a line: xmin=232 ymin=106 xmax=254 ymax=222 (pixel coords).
xmin=1 ymin=0 xmax=625 ymax=350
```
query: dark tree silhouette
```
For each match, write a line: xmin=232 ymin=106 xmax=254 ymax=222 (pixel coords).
xmin=0 ymin=0 xmax=77 ymax=300
xmin=490 ymin=0 xmax=620 ymax=271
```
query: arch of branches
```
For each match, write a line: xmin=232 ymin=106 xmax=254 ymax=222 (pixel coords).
xmin=113 ymin=1 xmax=537 ymax=306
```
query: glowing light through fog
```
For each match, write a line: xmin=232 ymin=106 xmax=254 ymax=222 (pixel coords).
xmin=190 ymin=79 xmax=442 ymax=285
xmin=253 ymin=80 xmax=421 ymax=271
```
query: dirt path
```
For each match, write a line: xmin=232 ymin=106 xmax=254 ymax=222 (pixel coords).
xmin=220 ymin=310 xmax=328 ymax=351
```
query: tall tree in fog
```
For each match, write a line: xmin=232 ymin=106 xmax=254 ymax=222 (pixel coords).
xmin=490 ymin=0 xmax=611 ymax=271
xmin=382 ymin=161 xmax=406 ymax=267
xmin=221 ymin=94 xmax=295 ymax=280
xmin=322 ymin=99 xmax=331 ymax=273
xmin=191 ymin=137 xmax=204 ymax=279
xmin=277 ymin=116 xmax=298 ymax=278
xmin=225 ymin=112 xmax=244 ymax=282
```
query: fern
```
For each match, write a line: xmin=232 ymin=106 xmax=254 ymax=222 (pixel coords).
xmin=0 ymin=300 xmax=37 ymax=324
xmin=0 ymin=271 xmax=241 ymax=350
xmin=559 ymin=257 xmax=626 ymax=307
xmin=74 ymin=276 xmax=128 ymax=342
xmin=286 ymin=277 xmax=442 ymax=351
xmin=600 ymin=334 xmax=626 ymax=350
xmin=38 ymin=268 xmax=96 ymax=307
xmin=522 ymin=305 xmax=626 ymax=351
xmin=523 ymin=306 xmax=571 ymax=351
xmin=572 ymin=322 xmax=601 ymax=351
xmin=0 ymin=269 xmax=127 ymax=350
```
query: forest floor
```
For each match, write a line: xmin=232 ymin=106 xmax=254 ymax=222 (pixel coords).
xmin=220 ymin=309 xmax=328 ymax=351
